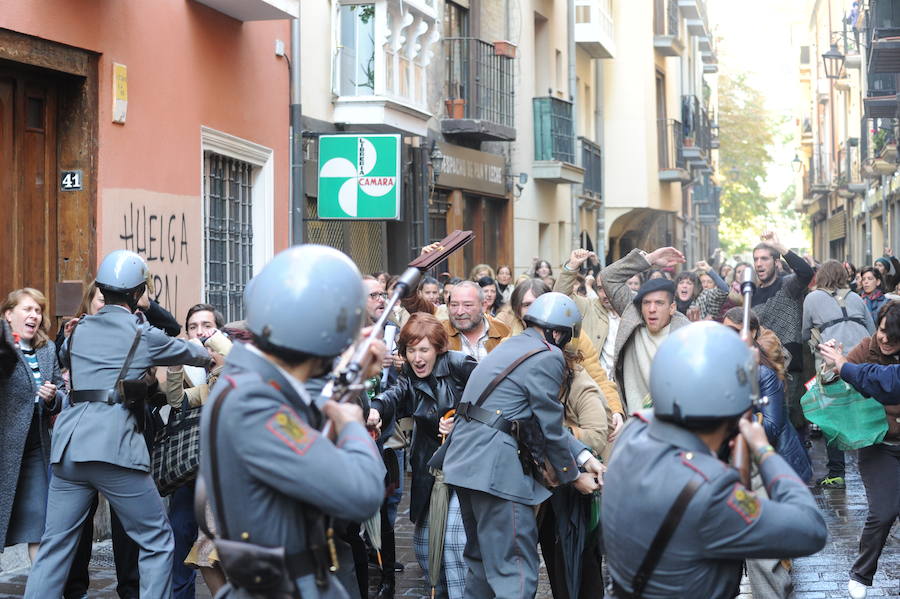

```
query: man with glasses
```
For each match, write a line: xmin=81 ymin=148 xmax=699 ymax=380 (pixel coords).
xmin=363 ymin=277 xmax=389 ymax=326
xmin=442 ymin=281 xmax=509 ymax=361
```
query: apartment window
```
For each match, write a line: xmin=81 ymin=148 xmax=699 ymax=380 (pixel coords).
xmin=203 ymin=153 xmax=254 ymax=322
xmin=444 ymin=1 xmax=469 ymax=38
xmin=338 ymin=3 xmax=376 ymax=96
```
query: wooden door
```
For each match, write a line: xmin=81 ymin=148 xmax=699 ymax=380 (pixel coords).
xmin=0 ymin=65 xmax=58 ymax=318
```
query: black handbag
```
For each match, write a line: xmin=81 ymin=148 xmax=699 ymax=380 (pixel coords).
xmin=151 ymin=394 xmax=202 ymax=496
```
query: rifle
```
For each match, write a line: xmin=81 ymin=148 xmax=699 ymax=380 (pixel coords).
xmin=733 ymin=267 xmax=768 ymax=486
xmin=320 ymin=231 xmax=474 ymax=436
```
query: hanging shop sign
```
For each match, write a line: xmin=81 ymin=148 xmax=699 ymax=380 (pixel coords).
xmin=318 ymin=134 xmax=401 ymax=219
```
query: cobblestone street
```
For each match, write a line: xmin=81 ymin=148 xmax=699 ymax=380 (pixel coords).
xmin=0 ymin=438 xmax=896 ymax=598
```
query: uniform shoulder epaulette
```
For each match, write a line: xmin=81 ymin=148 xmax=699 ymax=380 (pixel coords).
xmin=676 ymin=449 xmax=729 ymax=482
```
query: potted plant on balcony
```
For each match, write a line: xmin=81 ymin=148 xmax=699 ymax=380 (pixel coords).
xmin=880 ymin=138 xmax=898 ymax=163
xmin=445 ymin=83 xmax=466 ymax=119
xmin=836 ymin=175 xmax=855 ymax=198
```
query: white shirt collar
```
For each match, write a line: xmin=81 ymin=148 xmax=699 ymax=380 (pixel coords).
xmin=246 ymin=343 xmax=312 ymax=405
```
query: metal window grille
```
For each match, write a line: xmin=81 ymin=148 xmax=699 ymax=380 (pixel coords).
xmin=204 ymin=152 xmax=253 ymax=323
xmin=444 ymin=37 xmax=515 ymax=128
xmin=304 ymin=197 xmax=387 ymax=275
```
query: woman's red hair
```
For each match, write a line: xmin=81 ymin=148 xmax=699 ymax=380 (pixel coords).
xmin=397 ymin=312 xmax=448 ymax=356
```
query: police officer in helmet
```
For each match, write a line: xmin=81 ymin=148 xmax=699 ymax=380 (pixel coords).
xmin=25 ymin=250 xmax=212 ymax=599
xmin=199 ymin=244 xmax=386 ymax=599
xmin=438 ymin=291 xmax=604 ymax=599
xmin=602 ymin=321 xmax=827 ymax=598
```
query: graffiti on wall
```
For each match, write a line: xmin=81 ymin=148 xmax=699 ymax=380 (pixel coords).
xmin=102 ymin=189 xmax=201 ymax=325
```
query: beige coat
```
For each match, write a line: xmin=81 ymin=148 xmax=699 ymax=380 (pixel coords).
xmin=600 ymin=249 xmax=690 ymax=408
xmin=563 ymin=366 xmax=611 ymax=461
xmin=554 ymin=266 xmax=611 ymax=356
xmin=496 ymin=309 xmax=624 ymax=416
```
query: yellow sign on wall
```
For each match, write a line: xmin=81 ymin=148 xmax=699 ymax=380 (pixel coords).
xmin=113 ymin=62 xmax=127 ymax=124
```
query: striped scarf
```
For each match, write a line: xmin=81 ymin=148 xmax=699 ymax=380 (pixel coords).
xmin=18 ymin=339 xmax=43 ymax=402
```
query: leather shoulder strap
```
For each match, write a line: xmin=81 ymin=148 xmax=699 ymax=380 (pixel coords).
xmin=631 ymin=476 xmax=703 ymax=597
xmin=116 ymin=325 xmax=143 ymax=384
xmin=66 ymin=320 xmax=79 ymax=389
xmin=473 ymin=346 xmax=549 ymax=408
xmin=200 ymin=377 xmax=236 ymax=541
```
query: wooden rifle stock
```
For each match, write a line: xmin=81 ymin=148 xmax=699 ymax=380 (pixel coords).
xmin=320 ymin=231 xmax=474 ymax=436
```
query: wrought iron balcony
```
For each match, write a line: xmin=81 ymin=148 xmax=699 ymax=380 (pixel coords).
xmin=658 ymin=118 xmax=689 ymax=182
xmin=866 ymin=0 xmax=900 ymax=73
xmin=580 ymin=137 xmax=602 ymax=198
xmin=442 ymin=37 xmax=516 ymax=142
xmin=533 ymin=97 xmax=584 ymax=184
xmin=863 ymin=72 xmax=898 ymax=119
xmin=681 ymin=95 xmax=712 ymax=171
xmin=654 ymin=0 xmax=683 ymax=56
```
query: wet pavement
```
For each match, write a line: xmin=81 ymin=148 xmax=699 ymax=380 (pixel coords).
xmin=0 ymin=437 xmax=896 ymax=598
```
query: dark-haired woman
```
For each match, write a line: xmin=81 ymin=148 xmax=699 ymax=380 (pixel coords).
xmin=368 ymin=314 xmax=477 ymax=599
xmin=477 ymin=276 xmax=503 ymax=316
xmin=859 ymin=267 xmax=889 ymax=324
xmin=495 ymin=265 xmax=514 ymax=305
xmin=839 ymin=301 xmax=900 ymax=599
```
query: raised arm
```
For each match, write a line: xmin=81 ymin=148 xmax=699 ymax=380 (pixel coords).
xmin=600 ymin=247 xmax=685 ymax=315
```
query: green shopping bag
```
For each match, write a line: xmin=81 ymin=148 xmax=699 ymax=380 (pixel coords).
xmin=800 ymin=375 xmax=888 ymax=450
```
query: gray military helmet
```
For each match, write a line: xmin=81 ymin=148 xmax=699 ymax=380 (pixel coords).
xmin=523 ymin=291 xmax=582 ymax=347
xmin=245 ymin=244 xmax=366 ymax=357
xmin=95 ymin=250 xmax=149 ymax=293
xmin=651 ymin=321 xmax=755 ymax=422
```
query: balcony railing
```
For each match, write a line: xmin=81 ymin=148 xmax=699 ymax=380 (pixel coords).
xmin=864 ymin=71 xmax=898 ymax=118
xmin=533 ymin=97 xmax=575 ymax=164
xmin=654 ymin=0 xmax=679 ymax=36
xmin=866 ymin=0 xmax=900 ymax=73
xmin=658 ymin=118 xmax=685 ymax=171
xmin=681 ymin=95 xmax=711 ymax=162
xmin=443 ymin=37 xmax=516 ymax=140
xmin=653 ymin=0 xmax=682 ymax=56
xmin=580 ymin=137 xmax=602 ymax=197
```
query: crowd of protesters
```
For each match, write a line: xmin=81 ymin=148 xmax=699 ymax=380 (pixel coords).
xmin=0 ymin=229 xmax=898 ymax=599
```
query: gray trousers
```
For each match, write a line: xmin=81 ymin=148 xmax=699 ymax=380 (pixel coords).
xmin=24 ymin=456 xmax=173 ymax=599
xmin=457 ymin=487 xmax=539 ymax=599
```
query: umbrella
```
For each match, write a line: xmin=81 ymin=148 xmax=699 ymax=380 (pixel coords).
xmin=364 ymin=512 xmax=382 ymax=567
xmin=427 ymin=467 xmax=450 ymax=599
xmin=426 ymin=409 xmax=456 ymax=598
xmin=549 ymin=484 xmax=595 ymax=599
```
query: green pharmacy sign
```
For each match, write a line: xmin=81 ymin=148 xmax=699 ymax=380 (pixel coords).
xmin=317 ymin=134 xmax=401 ymax=219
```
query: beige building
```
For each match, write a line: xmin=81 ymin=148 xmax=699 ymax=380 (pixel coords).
xmin=796 ymin=0 xmax=900 ymax=266
xmin=296 ymin=0 xmax=720 ymax=278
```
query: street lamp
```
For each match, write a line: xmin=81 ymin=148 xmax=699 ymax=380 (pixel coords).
xmin=429 ymin=143 xmax=444 ymax=182
xmin=822 ymin=43 xmax=845 ymax=80
xmin=791 ymin=154 xmax=803 ymax=173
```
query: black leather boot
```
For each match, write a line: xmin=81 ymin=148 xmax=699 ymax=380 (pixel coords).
xmin=374 ymin=573 xmax=395 ymax=599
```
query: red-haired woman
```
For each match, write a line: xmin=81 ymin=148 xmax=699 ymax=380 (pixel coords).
xmin=368 ymin=313 xmax=477 ymax=599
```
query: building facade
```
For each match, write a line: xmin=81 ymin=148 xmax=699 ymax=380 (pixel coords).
xmin=1 ymin=0 xmax=297 ymax=325
xmin=796 ymin=0 xmax=900 ymax=267
xmin=1 ymin=0 xmax=724 ymax=320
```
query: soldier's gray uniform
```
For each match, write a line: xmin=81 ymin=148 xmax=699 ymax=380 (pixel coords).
xmin=441 ymin=328 xmax=588 ymax=599
xmin=201 ymin=341 xmax=386 ymax=599
xmin=25 ymin=304 xmax=210 ymax=599
xmin=602 ymin=411 xmax=828 ymax=598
